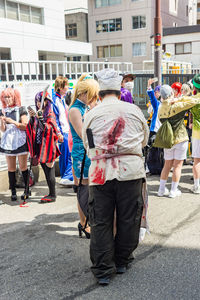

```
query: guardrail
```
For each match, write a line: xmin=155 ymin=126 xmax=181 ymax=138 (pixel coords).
xmin=0 ymin=60 xmax=134 ymax=82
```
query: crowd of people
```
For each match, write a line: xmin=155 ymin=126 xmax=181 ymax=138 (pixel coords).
xmin=0 ymin=69 xmax=200 ymax=286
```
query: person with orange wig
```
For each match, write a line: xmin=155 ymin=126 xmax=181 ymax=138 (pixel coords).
xmin=0 ymin=88 xmax=29 ymax=201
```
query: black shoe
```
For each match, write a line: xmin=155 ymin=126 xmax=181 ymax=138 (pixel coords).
xmin=11 ymin=190 xmax=17 ymax=201
xmin=21 ymin=190 xmax=31 ymax=201
xmin=116 ymin=266 xmax=127 ymax=274
xmin=78 ymin=222 xmax=90 ymax=239
xmin=40 ymin=195 xmax=56 ymax=204
xmin=98 ymin=277 xmax=110 ymax=286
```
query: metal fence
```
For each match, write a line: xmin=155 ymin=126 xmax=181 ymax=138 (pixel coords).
xmin=0 ymin=60 xmax=133 ymax=82
xmin=133 ymin=73 xmax=195 ymax=110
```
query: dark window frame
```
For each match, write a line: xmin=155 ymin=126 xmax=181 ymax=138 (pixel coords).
xmin=96 ymin=17 xmax=122 ymax=33
xmin=175 ymin=42 xmax=192 ymax=55
xmin=132 ymin=15 xmax=146 ymax=30
xmin=66 ymin=23 xmax=77 ymax=38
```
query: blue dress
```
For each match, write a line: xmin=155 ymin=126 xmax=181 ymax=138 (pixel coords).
xmin=69 ymin=99 xmax=91 ymax=179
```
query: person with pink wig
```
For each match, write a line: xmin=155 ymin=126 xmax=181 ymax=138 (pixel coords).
xmin=0 ymin=88 xmax=29 ymax=201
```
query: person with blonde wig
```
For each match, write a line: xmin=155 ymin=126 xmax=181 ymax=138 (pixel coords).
xmin=68 ymin=73 xmax=99 ymax=238
xmin=0 ymin=88 xmax=29 ymax=201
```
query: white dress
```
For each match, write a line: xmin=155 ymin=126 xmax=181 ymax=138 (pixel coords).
xmin=0 ymin=106 xmax=28 ymax=156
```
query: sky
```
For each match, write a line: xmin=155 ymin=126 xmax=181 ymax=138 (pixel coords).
xmin=65 ymin=0 xmax=88 ymax=10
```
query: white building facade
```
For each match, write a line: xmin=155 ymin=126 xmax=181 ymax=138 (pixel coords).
xmin=0 ymin=0 xmax=92 ymax=62
xmin=163 ymin=25 xmax=200 ymax=68
xmin=88 ymin=0 xmax=190 ymax=70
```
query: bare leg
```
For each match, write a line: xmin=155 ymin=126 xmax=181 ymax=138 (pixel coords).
xmin=77 ymin=177 xmax=90 ymax=233
xmin=6 ymin=156 xmax=16 ymax=171
xmin=18 ymin=154 xmax=28 ymax=171
xmin=172 ymin=159 xmax=184 ymax=183
xmin=160 ymin=160 xmax=174 ymax=180
xmin=193 ymin=158 xmax=200 ymax=179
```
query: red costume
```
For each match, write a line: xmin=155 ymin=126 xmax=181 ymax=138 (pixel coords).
xmin=26 ymin=110 xmax=60 ymax=164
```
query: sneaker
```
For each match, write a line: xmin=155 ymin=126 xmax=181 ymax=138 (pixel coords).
xmin=116 ymin=266 xmax=127 ymax=274
xmin=59 ymin=178 xmax=74 ymax=186
xmin=98 ymin=277 xmax=110 ymax=286
xmin=157 ymin=187 xmax=169 ymax=197
xmin=168 ymin=189 xmax=182 ymax=198
xmin=191 ymin=185 xmax=200 ymax=194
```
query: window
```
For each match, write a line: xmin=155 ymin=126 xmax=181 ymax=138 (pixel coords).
xmin=96 ymin=18 xmax=122 ymax=33
xmin=66 ymin=23 xmax=77 ymax=38
xmin=197 ymin=3 xmax=200 ymax=12
xmin=0 ymin=0 xmax=5 ymax=18
xmin=132 ymin=42 xmax=146 ymax=56
xmin=7 ymin=1 xmax=18 ymax=20
xmin=95 ymin=0 xmax=121 ymax=8
xmin=97 ymin=44 xmax=122 ymax=58
xmin=31 ymin=6 xmax=42 ymax=24
xmin=132 ymin=16 xmax=146 ymax=29
xmin=0 ymin=47 xmax=11 ymax=60
xmin=20 ymin=4 xmax=30 ymax=22
xmin=0 ymin=1 xmax=43 ymax=24
xmin=175 ymin=43 xmax=191 ymax=54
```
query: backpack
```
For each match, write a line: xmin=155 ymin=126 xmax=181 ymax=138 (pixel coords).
xmin=153 ymin=120 xmax=174 ymax=149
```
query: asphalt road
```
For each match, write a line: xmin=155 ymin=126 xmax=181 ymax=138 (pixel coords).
xmin=0 ymin=165 xmax=200 ymax=300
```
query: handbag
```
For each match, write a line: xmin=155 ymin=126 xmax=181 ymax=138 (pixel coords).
xmin=77 ymin=150 xmax=89 ymax=220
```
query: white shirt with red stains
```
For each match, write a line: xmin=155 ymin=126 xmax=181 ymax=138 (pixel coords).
xmin=82 ymin=95 xmax=149 ymax=186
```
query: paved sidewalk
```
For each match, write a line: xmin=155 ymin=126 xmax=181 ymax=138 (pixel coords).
xmin=0 ymin=165 xmax=200 ymax=300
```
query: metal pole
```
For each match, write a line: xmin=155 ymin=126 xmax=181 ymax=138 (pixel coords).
xmin=154 ymin=0 xmax=162 ymax=85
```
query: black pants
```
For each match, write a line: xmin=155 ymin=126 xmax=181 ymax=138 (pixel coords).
xmin=89 ymin=178 xmax=143 ymax=279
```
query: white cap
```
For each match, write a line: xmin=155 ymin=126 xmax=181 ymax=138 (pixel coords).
xmin=95 ymin=68 xmax=122 ymax=91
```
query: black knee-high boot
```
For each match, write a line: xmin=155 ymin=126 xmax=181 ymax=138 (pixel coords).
xmin=8 ymin=171 xmax=17 ymax=201
xmin=21 ymin=169 xmax=31 ymax=200
xmin=41 ymin=163 xmax=56 ymax=202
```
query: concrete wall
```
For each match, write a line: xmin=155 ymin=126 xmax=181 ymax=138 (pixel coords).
xmin=65 ymin=12 xmax=88 ymax=42
xmin=88 ymin=0 xmax=190 ymax=70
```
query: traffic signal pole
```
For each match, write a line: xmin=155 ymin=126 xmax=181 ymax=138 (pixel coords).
xmin=154 ymin=0 xmax=162 ymax=85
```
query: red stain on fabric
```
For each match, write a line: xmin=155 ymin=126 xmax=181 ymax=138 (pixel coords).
xmin=107 ymin=118 xmax=125 ymax=148
xmin=123 ymin=167 xmax=127 ymax=171
xmin=101 ymin=118 xmax=125 ymax=170
xmin=91 ymin=165 xmax=105 ymax=185
xmin=111 ymin=158 xmax=117 ymax=168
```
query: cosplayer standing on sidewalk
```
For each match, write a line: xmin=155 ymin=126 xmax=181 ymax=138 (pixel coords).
xmin=68 ymin=74 xmax=99 ymax=238
xmin=120 ymin=73 xmax=135 ymax=103
xmin=155 ymin=85 xmax=200 ymax=198
xmin=146 ymin=79 xmax=163 ymax=175
xmin=53 ymin=76 xmax=73 ymax=186
xmin=0 ymin=88 xmax=29 ymax=201
xmin=26 ymin=92 xmax=61 ymax=203
xmin=190 ymin=74 xmax=200 ymax=194
xmin=147 ymin=79 xmax=161 ymax=136
xmin=82 ymin=69 xmax=149 ymax=285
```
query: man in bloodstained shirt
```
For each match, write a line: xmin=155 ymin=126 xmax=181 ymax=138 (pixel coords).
xmin=82 ymin=68 xmax=149 ymax=285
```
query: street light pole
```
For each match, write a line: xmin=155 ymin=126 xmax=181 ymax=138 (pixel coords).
xmin=154 ymin=0 xmax=162 ymax=85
